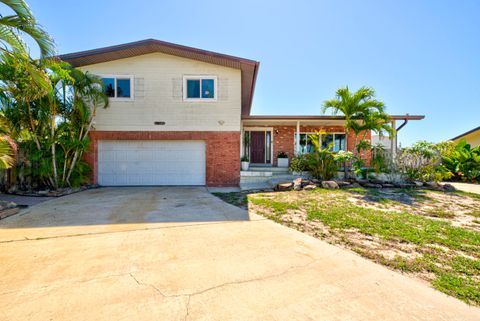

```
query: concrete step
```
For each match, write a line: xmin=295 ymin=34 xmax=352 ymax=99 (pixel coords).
xmin=249 ymin=166 xmax=289 ymax=173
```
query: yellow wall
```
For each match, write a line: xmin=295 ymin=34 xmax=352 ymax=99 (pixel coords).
xmin=79 ymin=52 xmax=242 ymax=132
xmin=454 ymin=129 xmax=480 ymax=147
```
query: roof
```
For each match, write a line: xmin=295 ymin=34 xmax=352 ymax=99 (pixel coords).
xmin=242 ymin=114 xmax=425 ymax=121
xmin=58 ymin=39 xmax=260 ymax=116
xmin=451 ymin=125 xmax=480 ymax=141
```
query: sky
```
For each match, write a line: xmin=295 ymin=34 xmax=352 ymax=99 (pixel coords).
xmin=13 ymin=0 xmax=480 ymax=146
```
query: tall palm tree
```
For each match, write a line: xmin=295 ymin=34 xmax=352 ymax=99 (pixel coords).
xmin=322 ymin=86 xmax=393 ymax=153
xmin=0 ymin=0 xmax=55 ymax=57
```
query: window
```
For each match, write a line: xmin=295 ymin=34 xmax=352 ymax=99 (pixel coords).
xmin=100 ymin=76 xmax=133 ymax=99
xmin=295 ymin=132 xmax=346 ymax=154
xmin=321 ymin=133 xmax=346 ymax=152
xmin=183 ymin=76 xmax=217 ymax=101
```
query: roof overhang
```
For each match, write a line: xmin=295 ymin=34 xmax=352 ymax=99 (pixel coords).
xmin=58 ymin=39 xmax=260 ymax=116
xmin=451 ymin=125 xmax=480 ymax=141
xmin=242 ymin=114 xmax=425 ymax=126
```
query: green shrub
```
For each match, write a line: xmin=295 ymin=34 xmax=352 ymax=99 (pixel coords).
xmin=289 ymin=154 xmax=308 ymax=172
xmin=442 ymin=140 xmax=480 ymax=182
xmin=305 ymin=143 xmax=338 ymax=180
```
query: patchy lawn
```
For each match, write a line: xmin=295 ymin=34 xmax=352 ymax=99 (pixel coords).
xmin=214 ymin=188 xmax=480 ymax=305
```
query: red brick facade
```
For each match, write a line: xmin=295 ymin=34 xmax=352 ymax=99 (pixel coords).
xmin=85 ymin=131 xmax=241 ymax=187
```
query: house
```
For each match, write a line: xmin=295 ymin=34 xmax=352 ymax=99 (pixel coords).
xmin=60 ymin=39 xmax=424 ymax=187
xmin=451 ymin=126 xmax=480 ymax=147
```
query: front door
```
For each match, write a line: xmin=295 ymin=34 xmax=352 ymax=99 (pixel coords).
xmin=250 ymin=131 xmax=266 ymax=163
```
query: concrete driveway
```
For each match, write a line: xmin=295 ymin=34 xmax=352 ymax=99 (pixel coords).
xmin=0 ymin=187 xmax=478 ymax=320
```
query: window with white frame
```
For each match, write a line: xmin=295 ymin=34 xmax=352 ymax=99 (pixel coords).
xmin=183 ymin=76 xmax=217 ymax=101
xmin=101 ymin=76 xmax=133 ymax=99
xmin=294 ymin=132 xmax=346 ymax=154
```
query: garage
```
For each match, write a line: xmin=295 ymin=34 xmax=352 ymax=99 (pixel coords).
xmin=98 ymin=140 xmax=206 ymax=186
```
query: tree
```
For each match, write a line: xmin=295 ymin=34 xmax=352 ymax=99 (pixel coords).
xmin=322 ymin=86 xmax=394 ymax=175
xmin=0 ymin=0 xmax=54 ymax=57
xmin=2 ymin=62 xmax=109 ymax=189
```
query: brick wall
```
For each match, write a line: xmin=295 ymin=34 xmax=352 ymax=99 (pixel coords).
xmin=86 ymin=131 xmax=240 ymax=187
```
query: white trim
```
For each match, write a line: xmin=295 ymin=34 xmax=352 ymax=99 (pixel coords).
xmin=99 ymin=74 xmax=134 ymax=101
xmin=183 ymin=75 xmax=218 ymax=102
xmin=242 ymin=127 xmax=274 ymax=165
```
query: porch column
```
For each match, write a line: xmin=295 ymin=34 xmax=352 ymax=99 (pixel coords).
xmin=240 ymin=125 xmax=244 ymax=158
xmin=295 ymin=121 xmax=300 ymax=155
xmin=390 ymin=120 xmax=396 ymax=161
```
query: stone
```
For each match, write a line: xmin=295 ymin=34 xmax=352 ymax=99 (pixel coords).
xmin=321 ymin=181 xmax=339 ymax=189
xmin=396 ymin=183 xmax=416 ymax=189
xmin=369 ymin=179 xmax=385 ymax=185
xmin=336 ymin=181 xmax=351 ymax=188
xmin=364 ymin=183 xmax=383 ymax=188
xmin=382 ymin=184 xmax=395 ymax=188
xmin=424 ymin=182 xmax=442 ymax=190
xmin=293 ymin=178 xmax=303 ymax=191
xmin=276 ymin=182 xmax=292 ymax=191
xmin=37 ymin=190 xmax=49 ymax=196
xmin=414 ymin=181 xmax=423 ymax=187
xmin=303 ymin=184 xmax=317 ymax=191
xmin=357 ymin=179 xmax=370 ymax=186
xmin=347 ymin=182 xmax=362 ymax=188
xmin=442 ymin=183 xmax=456 ymax=192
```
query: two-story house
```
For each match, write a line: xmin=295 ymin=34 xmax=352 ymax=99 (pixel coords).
xmin=60 ymin=39 xmax=423 ymax=187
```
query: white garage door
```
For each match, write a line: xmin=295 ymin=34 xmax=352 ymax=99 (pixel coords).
xmin=98 ymin=140 xmax=206 ymax=186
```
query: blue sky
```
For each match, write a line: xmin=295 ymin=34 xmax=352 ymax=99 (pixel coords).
xmin=20 ymin=0 xmax=480 ymax=146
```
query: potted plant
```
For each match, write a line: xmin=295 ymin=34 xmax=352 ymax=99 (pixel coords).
xmin=241 ymin=155 xmax=250 ymax=171
xmin=277 ymin=151 xmax=289 ymax=168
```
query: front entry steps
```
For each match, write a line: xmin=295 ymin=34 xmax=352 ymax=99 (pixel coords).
xmin=240 ymin=167 xmax=303 ymax=191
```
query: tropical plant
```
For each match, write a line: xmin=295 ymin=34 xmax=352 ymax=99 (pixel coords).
xmin=371 ymin=144 xmax=390 ymax=174
xmin=442 ymin=140 xmax=480 ymax=182
xmin=0 ymin=0 xmax=54 ymax=57
xmin=241 ymin=155 xmax=249 ymax=162
xmin=322 ymin=86 xmax=394 ymax=176
xmin=289 ymin=154 xmax=308 ymax=173
xmin=395 ymin=141 xmax=452 ymax=182
xmin=304 ymin=134 xmax=339 ymax=180
xmin=2 ymin=61 xmax=109 ymax=189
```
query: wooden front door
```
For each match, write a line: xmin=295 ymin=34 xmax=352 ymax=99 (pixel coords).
xmin=250 ymin=131 xmax=266 ymax=163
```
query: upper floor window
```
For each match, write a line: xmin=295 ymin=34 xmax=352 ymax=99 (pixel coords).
xmin=183 ymin=76 xmax=217 ymax=101
xmin=101 ymin=75 xmax=134 ymax=100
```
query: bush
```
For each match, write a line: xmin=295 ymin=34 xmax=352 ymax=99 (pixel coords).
xmin=289 ymin=154 xmax=308 ymax=173
xmin=395 ymin=141 xmax=452 ymax=182
xmin=442 ymin=140 xmax=480 ymax=182
xmin=305 ymin=147 xmax=338 ymax=180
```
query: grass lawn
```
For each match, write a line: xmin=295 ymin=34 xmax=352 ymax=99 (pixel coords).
xmin=213 ymin=187 xmax=480 ymax=305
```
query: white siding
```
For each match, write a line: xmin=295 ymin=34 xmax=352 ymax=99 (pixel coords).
xmin=79 ymin=52 xmax=242 ymax=132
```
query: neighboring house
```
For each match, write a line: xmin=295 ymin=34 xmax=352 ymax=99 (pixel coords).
xmin=452 ymin=126 xmax=480 ymax=147
xmin=60 ymin=39 xmax=424 ymax=187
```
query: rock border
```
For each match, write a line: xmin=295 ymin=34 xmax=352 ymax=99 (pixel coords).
xmin=275 ymin=178 xmax=456 ymax=192
xmin=6 ymin=184 xmax=99 ymax=197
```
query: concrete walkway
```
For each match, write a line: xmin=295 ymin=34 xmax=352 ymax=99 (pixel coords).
xmin=0 ymin=187 xmax=478 ymax=320
xmin=450 ymin=182 xmax=480 ymax=195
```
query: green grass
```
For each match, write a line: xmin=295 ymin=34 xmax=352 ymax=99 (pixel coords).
xmin=423 ymin=208 xmax=456 ymax=219
xmin=246 ymin=190 xmax=480 ymax=305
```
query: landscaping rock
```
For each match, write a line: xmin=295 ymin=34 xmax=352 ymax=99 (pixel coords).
xmin=276 ymin=182 xmax=293 ymax=191
xmin=303 ymin=184 xmax=317 ymax=191
xmin=424 ymin=182 xmax=443 ymax=190
xmin=347 ymin=182 xmax=362 ymax=188
xmin=414 ymin=181 xmax=424 ymax=187
xmin=321 ymin=181 xmax=339 ymax=189
xmin=442 ymin=183 xmax=456 ymax=192
xmin=336 ymin=181 xmax=351 ymax=188
xmin=293 ymin=178 xmax=303 ymax=191
xmin=369 ymin=179 xmax=385 ymax=185
xmin=37 ymin=190 xmax=49 ymax=196
xmin=364 ymin=183 xmax=383 ymax=188
xmin=396 ymin=183 xmax=416 ymax=189
xmin=357 ymin=179 xmax=370 ymax=186
xmin=382 ymin=184 xmax=395 ymax=188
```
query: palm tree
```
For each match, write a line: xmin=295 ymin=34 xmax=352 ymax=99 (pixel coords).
xmin=322 ymin=86 xmax=393 ymax=154
xmin=0 ymin=0 xmax=55 ymax=57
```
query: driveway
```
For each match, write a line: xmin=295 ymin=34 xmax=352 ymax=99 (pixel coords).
xmin=0 ymin=187 xmax=478 ymax=320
